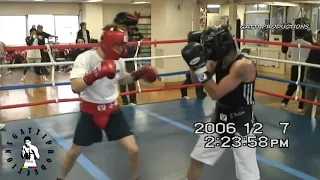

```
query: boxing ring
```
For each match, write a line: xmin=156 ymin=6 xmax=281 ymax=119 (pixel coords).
xmin=0 ymin=39 xmax=320 ymax=180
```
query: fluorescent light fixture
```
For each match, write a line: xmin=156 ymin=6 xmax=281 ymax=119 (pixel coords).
xmin=33 ymin=0 xmax=45 ymax=1
xmin=258 ymin=4 xmax=267 ymax=8
xmin=207 ymin=4 xmax=220 ymax=8
xmin=265 ymin=2 xmax=298 ymax=7
xmin=87 ymin=0 xmax=103 ymax=2
xmin=131 ymin=1 xmax=150 ymax=4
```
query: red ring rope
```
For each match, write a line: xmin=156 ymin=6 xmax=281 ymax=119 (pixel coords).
xmin=3 ymin=38 xmax=320 ymax=110
xmin=5 ymin=39 xmax=188 ymax=51
xmin=5 ymin=38 xmax=320 ymax=51
xmin=0 ymin=84 xmax=318 ymax=110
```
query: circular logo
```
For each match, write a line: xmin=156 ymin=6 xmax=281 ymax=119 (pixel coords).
xmin=4 ymin=127 xmax=55 ymax=176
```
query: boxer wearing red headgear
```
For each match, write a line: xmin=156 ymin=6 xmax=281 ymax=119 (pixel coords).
xmin=100 ymin=28 xmax=128 ymax=60
xmin=58 ymin=24 xmax=157 ymax=180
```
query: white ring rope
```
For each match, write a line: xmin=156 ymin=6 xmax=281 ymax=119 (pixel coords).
xmin=46 ymin=44 xmax=55 ymax=86
xmin=0 ymin=55 xmax=182 ymax=68
xmin=1 ymin=54 xmax=320 ymax=69
xmin=295 ymin=44 xmax=302 ymax=101
xmin=133 ymin=40 xmax=142 ymax=93
xmin=46 ymin=44 xmax=59 ymax=104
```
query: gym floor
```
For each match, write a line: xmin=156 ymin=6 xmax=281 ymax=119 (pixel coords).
xmin=1 ymin=98 xmax=319 ymax=180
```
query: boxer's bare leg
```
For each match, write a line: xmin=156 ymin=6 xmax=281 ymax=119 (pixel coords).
xmin=120 ymin=135 xmax=139 ymax=179
xmin=187 ymin=158 xmax=204 ymax=180
xmin=59 ymin=144 xmax=81 ymax=180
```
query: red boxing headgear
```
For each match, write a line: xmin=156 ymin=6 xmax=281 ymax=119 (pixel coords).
xmin=100 ymin=29 xmax=128 ymax=60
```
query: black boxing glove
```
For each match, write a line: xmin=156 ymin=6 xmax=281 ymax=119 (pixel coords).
xmin=181 ymin=42 xmax=211 ymax=83
xmin=188 ymin=31 xmax=203 ymax=43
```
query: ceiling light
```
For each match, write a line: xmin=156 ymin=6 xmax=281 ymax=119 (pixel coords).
xmin=266 ymin=2 xmax=298 ymax=7
xmin=87 ymin=0 xmax=103 ymax=2
xmin=207 ymin=4 xmax=220 ymax=8
xmin=258 ymin=4 xmax=267 ymax=8
xmin=131 ymin=1 xmax=150 ymax=4
xmin=33 ymin=0 xmax=45 ymax=1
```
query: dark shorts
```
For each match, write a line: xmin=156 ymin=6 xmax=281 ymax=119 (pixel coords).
xmin=73 ymin=109 xmax=133 ymax=146
xmin=212 ymin=103 xmax=256 ymax=136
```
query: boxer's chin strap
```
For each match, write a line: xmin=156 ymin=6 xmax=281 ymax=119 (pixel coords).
xmin=133 ymin=40 xmax=142 ymax=93
xmin=294 ymin=44 xmax=301 ymax=101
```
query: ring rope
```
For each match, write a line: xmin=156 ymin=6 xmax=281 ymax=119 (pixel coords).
xmin=2 ymin=38 xmax=320 ymax=110
xmin=5 ymin=38 xmax=320 ymax=51
xmin=1 ymin=83 xmax=319 ymax=110
xmin=5 ymin=39 xmax=188 ymax=51
xmin=3 ymin=38 xmax=320 ymax=69
xmin=46 ymin=44 xmax=59 ymax=103
xmin=294 ymin=43 xmax=302 ymax=101
xmin=46 ymin=44 xmax=55 ymax=86
xmin=1 ymin=72 xmax=320 ymax=91
xmin=134 ymin=40 xmax=143 ymax=93
xmin=2 ymin=54 xmax=320 ymax=69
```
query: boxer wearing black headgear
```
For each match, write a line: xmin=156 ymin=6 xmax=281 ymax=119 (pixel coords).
xmin=114 ymin=12 xmax=139 ymax=27
xmin=187 ymin=30 xmax=203 ymax=43
xmin=201 ymin=26 xmax=238 ymax=61
xmin=182 ymin=26 xmax=260 ymax=180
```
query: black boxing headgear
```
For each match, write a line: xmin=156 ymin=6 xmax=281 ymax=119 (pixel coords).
xmin=188 ymin=31 xmax=203 ymax=43
xmin=200 ymin=26 xmax=237 ymax=61
xmin=114 ymin=12 xmax=138 ymax=26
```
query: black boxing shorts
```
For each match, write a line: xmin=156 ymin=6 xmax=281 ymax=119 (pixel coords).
xmin=211 ymin=102 xmax=257 ymax=138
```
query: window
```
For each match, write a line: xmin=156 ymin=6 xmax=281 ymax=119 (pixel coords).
xmin=246 ymin=4 xmax=258 ymax=11
xmin=310 ymin=7 xmax=318 ymax=32
xmin=0 ymin=16 xmax=27 ymax=45
xmin=244 ymin=4 xmax=270 ymax=44
xmin=318 ymin=9 xmax=320 ymax=30
xmin=54 ymin=15 xmax=79 ymax=43
xmin=270 ymin=6 xmax=284 ymax=35
xmin=207 ymin=4 xmax=220 ymax=13
xmin=245 ymin=4 xmax=269 ymax=11
xmin=0 ymin=15 xmax=80 ymax=45
xmin=257 ymin=4 xmax=269 ymax=11
xmin=244 ymin=13 xmax=270 ymax=42
xmin=27 ymin=15 xmax=55 ymax=36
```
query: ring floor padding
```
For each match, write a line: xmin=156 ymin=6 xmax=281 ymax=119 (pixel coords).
xmin=0 ymin=98 xmax=319 ymax=180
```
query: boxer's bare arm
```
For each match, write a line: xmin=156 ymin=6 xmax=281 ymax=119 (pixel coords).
xmin=71 ymin=78 xmax=87 ymax=93
xmin=202 ymin=59 xmax=255 ymax=100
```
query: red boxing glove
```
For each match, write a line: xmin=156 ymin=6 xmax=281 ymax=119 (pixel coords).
xmin=83 ymin=60 xmax=116 ymax=86
xmin=131 ymin=65 xmax=158 ymax=83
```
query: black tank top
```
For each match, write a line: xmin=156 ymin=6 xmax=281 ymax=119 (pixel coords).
xmin=215 ymin=54 xmax=255 ymax=107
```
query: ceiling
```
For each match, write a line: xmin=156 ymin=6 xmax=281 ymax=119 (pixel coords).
xmin=234 ymin=0 xmax=320 ymax=4
xmin=293 ymin=1 xmax=320 ymax=4
xmin=3 ymin=0 xmax=142 ymax=3
xmin=2 ymin=0 xmax=320 ymax=5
